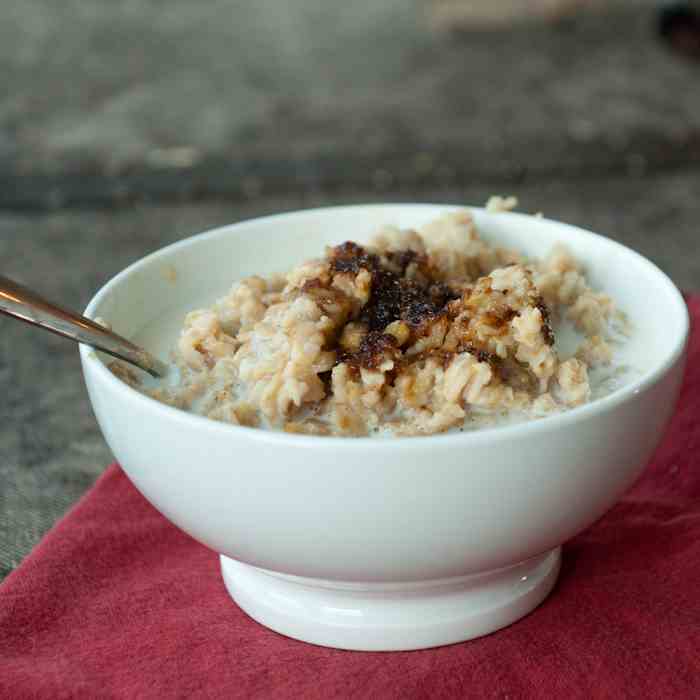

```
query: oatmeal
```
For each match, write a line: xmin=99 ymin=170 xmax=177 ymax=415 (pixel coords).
xmin=110 ymin=203 xmax=629 ymax=437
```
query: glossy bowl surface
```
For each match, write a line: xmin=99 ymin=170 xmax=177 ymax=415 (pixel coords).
xmin=80 ymin=204 xmax=688 ymax=650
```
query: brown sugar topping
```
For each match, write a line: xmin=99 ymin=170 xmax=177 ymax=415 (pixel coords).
xmin=330 ymin=241 xmax=381 ymax=275
xmin=535 ymin=296 xmax=555 ymax=346
xmin=327 ymin=241 xmax=463 ymax=371
xmin=330 ymin=241 xmax=457 ymax=334
xmin=462 ymin=343 xmax=498 ymax=365
xmin=339 ymin=330 xmax=399 ymax=375
xmin=327 ymin=242 xmax=556 ymax=377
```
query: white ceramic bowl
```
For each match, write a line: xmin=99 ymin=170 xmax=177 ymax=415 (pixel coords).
xmin=80 ymin=204 xmax=688 ymax=651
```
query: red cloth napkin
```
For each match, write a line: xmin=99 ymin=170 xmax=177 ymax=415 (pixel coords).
xmin=2 ymin=300 xmax=699 ymax=700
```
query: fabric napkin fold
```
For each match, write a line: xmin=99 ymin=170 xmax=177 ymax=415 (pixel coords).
xmin=2 ymin=298 xmax=699 ymax=699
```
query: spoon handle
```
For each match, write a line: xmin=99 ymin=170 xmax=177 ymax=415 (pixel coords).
xmin=0 ymin=275 xmax=168 ymax=378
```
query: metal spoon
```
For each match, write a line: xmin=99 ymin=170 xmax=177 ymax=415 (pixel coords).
xmin=0 ymin=275 xmax=168 ymax=378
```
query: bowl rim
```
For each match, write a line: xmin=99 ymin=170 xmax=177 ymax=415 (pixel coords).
xmin=80 ymin=203 xmax=690 ymax=450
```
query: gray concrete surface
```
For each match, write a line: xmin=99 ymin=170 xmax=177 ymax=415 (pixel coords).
xmin=1 ymin=0 xmax=699 ymax=578
xmin=2 ymin=0 xmax=699 ymax=196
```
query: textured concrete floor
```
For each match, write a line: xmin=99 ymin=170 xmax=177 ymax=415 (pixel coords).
xmin=1 ymin=0 xmax=699 ymax=578
xmin=2 ymin=0 xmax=699 ymax=207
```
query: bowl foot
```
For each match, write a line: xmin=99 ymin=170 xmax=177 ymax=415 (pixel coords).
xmin=220 ymin=547 xmax=561 ymax=651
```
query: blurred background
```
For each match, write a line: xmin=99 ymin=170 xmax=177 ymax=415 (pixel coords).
xmin=1 ymin=0 xmax=699 ymax=578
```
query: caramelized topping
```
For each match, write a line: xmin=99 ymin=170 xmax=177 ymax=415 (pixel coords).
xmin=323 ymin=241 xmax=555 ymax=374
xmin=461 ymin=343 xmax=498 ymax=365
xmin=330 ymin=241 xmax=457 ymax=338
xmin=535 ymin=297 xmax=555 ymax=346
xmin=339 ymin=330 xmax=399 ymax=376
xmin=330 ymin=241 xmax=380 ymax=275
